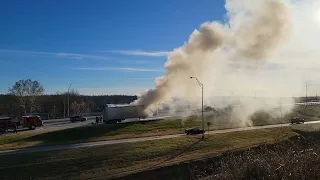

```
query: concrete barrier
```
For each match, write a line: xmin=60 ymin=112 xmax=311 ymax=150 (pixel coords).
xmin=43 ymin=116 xmax=96 ymax=124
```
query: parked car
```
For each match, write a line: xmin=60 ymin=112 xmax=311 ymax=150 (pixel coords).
xmin=70 ymin=115 xmax=87 ymax=122
xmin=185 ymin=128 xmax=205 ymax=135
xmin=290 ymin=117 xmax=305 ymax=124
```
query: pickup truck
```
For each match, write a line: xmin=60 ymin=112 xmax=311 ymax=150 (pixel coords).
xmin=290 ymin=117 xmax=305 ymax=124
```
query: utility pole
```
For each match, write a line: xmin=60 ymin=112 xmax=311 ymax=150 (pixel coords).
xmin=68 ymin=83 xmax=72 ymax=117
xmin=63 ymin=99 xmax=66 ymax=118
xmin=306 ymin=82 xmax=308 ymax=103
xmin=190 ymin=76 xmax=204 ymax=139
xmin=202 ymin=83 xmax=204 ymax=137
xmin=53 ymin=105 xmax=56 ymax=119
xmin=279 ymin=98 xmax=282 ymax=117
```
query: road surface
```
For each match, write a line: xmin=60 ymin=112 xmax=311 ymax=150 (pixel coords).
xmin=1 ymin=120 xmax=319 ymax=156
xmin=43 ymin=116 xmax=96 ymax=124
xmin=0 ymin=115 xmax=174 ymax=136
xmin=0 ymin=119 xmax=97 ymax=135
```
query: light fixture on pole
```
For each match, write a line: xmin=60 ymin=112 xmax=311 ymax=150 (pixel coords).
xmin=305 ymin=81 xmax=308 ymax=111
xmin=190 ymin=76 xmax=204 ymax=139
xmin=68 ymin=83 xmax=72 ymax=117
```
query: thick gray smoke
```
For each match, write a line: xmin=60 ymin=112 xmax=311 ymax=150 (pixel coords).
xmin=134 ymin=0 xmax=320 ymax=126
xmin=135 ymin=22 xmax=226 ymax=112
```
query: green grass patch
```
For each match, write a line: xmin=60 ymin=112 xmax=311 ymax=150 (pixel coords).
xmin=125 ymin=125 xmax=320 ymax=180
xmin=292 ymin=106 xmax=320 ymax=120
xmin=249 ymin=106 xmax=320 ymax=126
xmin=0 ymin=126 xmax=299 ymax=180
xmin=0 ymin=118 xmax=203 ymax=151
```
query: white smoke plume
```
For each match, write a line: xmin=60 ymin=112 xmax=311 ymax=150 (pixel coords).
xmin=134 ymin=0 xmax=320 ymax=126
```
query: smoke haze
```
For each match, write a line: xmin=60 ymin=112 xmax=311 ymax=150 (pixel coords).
xmin=134 ymin=0 xmax=320 ymax=126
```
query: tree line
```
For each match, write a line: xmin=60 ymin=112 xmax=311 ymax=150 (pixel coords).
xmin=0 ymin=79 xmax=137 ymax=118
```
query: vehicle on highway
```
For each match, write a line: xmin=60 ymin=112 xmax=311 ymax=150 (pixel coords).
xmin=102 ymin=104 xmax=147 ymax=124
xmin=70 ymin=115 xmax=87 ymax=122
xmin=185 ymin=128 xmax=205 ymax=135
xmin=0 ymin=115 xmax=43 ymax=132
xmin=290 ymin=117 xmax=305 ymax=124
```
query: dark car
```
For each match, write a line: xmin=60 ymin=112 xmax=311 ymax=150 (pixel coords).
xmin=290 ymin=117 xmax=305 ymax=124
xmin=185 ymin=128 xmax=205 ymax=135
xmin=70 ymin=115 xmax=87 ymax=122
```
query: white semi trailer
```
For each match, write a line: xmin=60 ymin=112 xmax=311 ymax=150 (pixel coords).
xmin=102 ymin=104 xmax=147 ymax=123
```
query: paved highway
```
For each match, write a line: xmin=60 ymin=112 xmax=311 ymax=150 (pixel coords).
xmin=41 ymin=119 xmax=96 ymax=131
xmin=1 ymin=101 xmax=319 ymax=135
xmin=0 ymin=115 xmax=172 ymax=135
xmin=36 ymin=100 xmax=311 ymax=125
xmin=42 ymin=116 xmax=96 ymax=124
xmin=32 ymin=101 xmax=320 ymax=132
xmin=1 ymin=120 xmax=319 ymax=156
xmin=0 ymin=119 xmax=97 ymax=135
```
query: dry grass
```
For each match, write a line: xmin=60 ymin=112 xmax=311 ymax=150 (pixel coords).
xmin=0 ymin=127 xmax=297 ymax=180
xmin=121 ymin=124 xmax=320 ymax=180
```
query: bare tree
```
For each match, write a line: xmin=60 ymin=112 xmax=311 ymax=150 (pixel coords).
xmin=70 ymin=101 xmax=80 ymax=115
xmin=69 ymin=88 xmax=80 ymax=96
xmin=8 ymin=79 xmax=45 ymax=114
xmin=79 ymin=101 xmax=89 ymax=114
xmin=70 ymin=101 xmax=89 ymax=115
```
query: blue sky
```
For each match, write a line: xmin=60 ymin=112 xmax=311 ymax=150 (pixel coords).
xmin=0 ymin=0 xmax=226 ymax=95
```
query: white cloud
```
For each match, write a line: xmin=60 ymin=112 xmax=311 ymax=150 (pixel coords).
xmin=73 ymin=67 xmax=164 ymax=72
xmin=76 ymin=87 xmax=149 ymax=95
xmin=0 ymin=49 xmax=109 ymax=60
xmin=46 ymin=87 xmax=149 ymax=96
xmin=118 ymin=60 xmax=150 ymax=64
xmin=104 ymin=50 xmax=171 ymax=57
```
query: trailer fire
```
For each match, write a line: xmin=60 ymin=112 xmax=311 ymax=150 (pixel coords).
xmin=102 ymin=104 xmax=147 ymax=124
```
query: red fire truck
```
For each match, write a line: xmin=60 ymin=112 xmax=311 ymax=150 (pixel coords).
xmin=0 ymin=115 xmax=44 ymax=132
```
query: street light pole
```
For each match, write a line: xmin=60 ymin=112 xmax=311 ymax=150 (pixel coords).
xmin=53 ymin=105 xmax=56 ymax=119
xmin=202 ymin=83 xmax=204 ymax=137
xmin=190 ymin=76 xmax=204 ymax=139
xmin=68 ymin=83 xmax=72 ymax=117
xmin=305 ymin=82 xmax=308 ymax=103
xmin=63 ymin=99 xmax=66 ymax=118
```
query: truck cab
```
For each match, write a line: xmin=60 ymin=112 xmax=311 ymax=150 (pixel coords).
xmin=0 ymin=115 xmax=43 ymax=131
xmin=22 ymin=115 xmax=43 ymax=129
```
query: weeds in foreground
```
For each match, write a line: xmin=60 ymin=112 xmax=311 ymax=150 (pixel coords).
xmin=121 ymin=134 xmax=320 ymax=180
